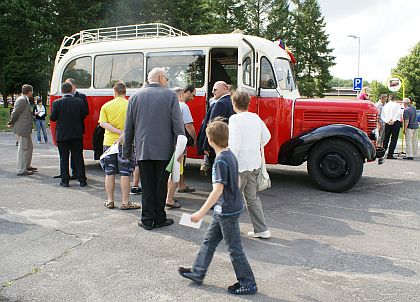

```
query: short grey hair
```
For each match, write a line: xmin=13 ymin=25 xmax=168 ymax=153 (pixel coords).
xmin=147 ymin=67 xmax=166 ymax=83
xmin=172 ymin=87 xmax=183 ymax=97
xmin=403 ymin=98 xmax=411 ymax=104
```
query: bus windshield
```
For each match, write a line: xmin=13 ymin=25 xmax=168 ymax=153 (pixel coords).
xmin=274 ymin=58 xmax=296 ymax=91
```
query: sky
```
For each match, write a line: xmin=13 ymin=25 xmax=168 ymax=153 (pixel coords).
xmin=317 ymin=0 xmax=420 ymax=82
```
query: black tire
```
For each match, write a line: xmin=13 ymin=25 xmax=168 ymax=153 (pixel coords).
xmin=307 ymin=139 xmax=363 ymax=192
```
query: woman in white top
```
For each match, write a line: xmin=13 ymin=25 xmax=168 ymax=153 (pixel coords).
xmin=229 ymin=91 xmax=271 ymax=239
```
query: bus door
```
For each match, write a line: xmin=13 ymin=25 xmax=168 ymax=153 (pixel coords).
xmin=237 ymin=39 xmax=257 ymax=112
xmin=208 ymin=48 xmax=238 ymax=107
xmin=256 ymin=55 xmax=283 ymax=164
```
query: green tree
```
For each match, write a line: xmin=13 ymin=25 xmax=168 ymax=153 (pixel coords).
xmin=327 ymin=77 xmax=353 ymax=88
xmin=392 ymin=41 xmax=420 ymax=108
xmin=369 ymin=80 xmax=388 ymax=102
xmin=243 ymin=0 xmax=271 ymax=36
xmin=288 ymin=0 xmax=335 ymax=97
xmin=265 ymin=0 xmax=291 ymax=42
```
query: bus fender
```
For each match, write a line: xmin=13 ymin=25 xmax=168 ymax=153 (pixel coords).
xmin=278 ymin=124 xmax=376 ymax=165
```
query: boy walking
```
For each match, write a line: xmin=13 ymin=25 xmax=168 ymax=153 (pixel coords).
xmin=179 ymin=120 xmax=257 ymax=295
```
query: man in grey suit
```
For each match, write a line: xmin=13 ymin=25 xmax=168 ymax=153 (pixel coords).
xmin=7 ymin=84 xmax=37 ymax=176
xmin=123 ymin=68 xmax=185 ymax=230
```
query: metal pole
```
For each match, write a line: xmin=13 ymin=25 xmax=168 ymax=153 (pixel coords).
xmin=357 ymin=37 xmax=360 ymax=77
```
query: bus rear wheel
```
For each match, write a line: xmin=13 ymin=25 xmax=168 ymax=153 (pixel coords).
xmin=307 ymin=139 xmax=363 ymax=192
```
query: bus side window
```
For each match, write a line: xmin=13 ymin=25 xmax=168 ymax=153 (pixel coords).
xmin=146 ymin=50 xmax=205 ymax=89
xmin=260 ymin=57 xmax=276 ymax=89
xmin=94 ymin=53 xmax=144 ymax=88
xmin=243 ymin=57 xmax=252 ymax=87
xmin=62 ymin=57 xmax=92 ymax=88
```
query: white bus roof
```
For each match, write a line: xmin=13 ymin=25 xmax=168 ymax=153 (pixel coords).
xmin=51 ymin=26 xmax=291 ymax=93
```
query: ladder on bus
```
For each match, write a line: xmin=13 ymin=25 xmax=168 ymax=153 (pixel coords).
xmin=55 ymin=23 xmax=189 ymax=66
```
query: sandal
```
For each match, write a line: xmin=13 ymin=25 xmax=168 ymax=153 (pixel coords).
xmin=104 ymin=201 xmax=115 ymax=209
xmin=178 ymin=186 xmax=196 ymax=193
xmin=120 ymin=201 xmax=141 ymax=210
xmin=166 ymin=200 xmax=182 ymax=209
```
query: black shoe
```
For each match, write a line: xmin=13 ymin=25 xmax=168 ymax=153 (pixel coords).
xmin=386 ymin=156 xmax=397 ymax=159
xmin=60 ymin=182 xmax=69 ymax=187
xmin=130 ymin=186 xmax=142 ymax=195
xmin=53 ymin=174 xmax=61 ymax=178
xmin=17 ymin=170 xmax=33 ymax=176
xmin=227 ymin=282 xmax=258 ymax=295
xmin=138 ymin=221 xmax=153 ymax=230
xmin=154 ymin=219 xmax=174 ymax=228
xmin=178 ymin=267 xmax=203 ymax=285
xmin=79 ymin=180 xmax=87 ymax=187
xmin=403 ymin=157 xmax=414 ymax=160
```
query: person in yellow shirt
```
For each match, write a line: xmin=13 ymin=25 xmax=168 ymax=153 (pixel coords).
xmin=99 ymin=82 xmax=141 ymax=210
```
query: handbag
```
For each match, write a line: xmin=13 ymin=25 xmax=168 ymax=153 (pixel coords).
xmin=257 ymin=123 xmax=271 ymax=191
xmin=185 ymin=128 xmax=194 ymax=147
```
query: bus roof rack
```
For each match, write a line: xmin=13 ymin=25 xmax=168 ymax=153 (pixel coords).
xmin=55 ymin=23 xmax=189 ymax=65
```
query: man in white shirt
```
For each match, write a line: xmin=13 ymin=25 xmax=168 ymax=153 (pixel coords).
xmin=166 ymin=86 xmax=198 ymax=209
xmin=381 ymin=94 xmax=402 ymax=159
xmin=375 ymin=94 xmax=387 ymax=147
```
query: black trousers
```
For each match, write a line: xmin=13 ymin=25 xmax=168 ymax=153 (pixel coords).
xmin=57 ymin=139 xmax=86 ymax=183
xmin=138 ymin=160 xmax=170 ymax=227
xmin=383 ymin=121 xmax=401 ymax=156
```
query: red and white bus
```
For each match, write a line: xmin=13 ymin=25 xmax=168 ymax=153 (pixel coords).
xmin=50 ymin=23 xmax=382 ymax=192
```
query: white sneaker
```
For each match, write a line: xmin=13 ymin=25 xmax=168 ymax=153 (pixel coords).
xmin=247 ymin=230 xmax=271 ymax=239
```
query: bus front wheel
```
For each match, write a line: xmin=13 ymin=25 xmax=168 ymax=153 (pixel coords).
xmin=307 ymin=139 xmax=363 ymax=193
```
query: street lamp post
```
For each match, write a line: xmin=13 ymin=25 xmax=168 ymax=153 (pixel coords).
xmin=347 ymin=35 xmax=360 ymax=77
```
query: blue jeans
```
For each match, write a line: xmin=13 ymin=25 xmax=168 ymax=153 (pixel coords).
xmin=35 ymin=119 xmax=48 ymax=143
xmin=191 ymin=213 xmax=256 ymax=286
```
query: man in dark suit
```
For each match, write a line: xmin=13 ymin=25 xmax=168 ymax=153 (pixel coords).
xmin=53 ymin=78 xmax=89 ymax=179
xmin=197 ymin=81 xmax=235 ymax=169
xmin=123 ymin=68 xmax=185 ymax=230
xmin=50 ymin=82 xmax=88 ymax=187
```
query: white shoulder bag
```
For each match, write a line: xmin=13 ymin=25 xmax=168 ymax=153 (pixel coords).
xmin=256 ymin=121 xmax=271 ymax=191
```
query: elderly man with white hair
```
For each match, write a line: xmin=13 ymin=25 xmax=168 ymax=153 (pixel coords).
xmin=123 ymin=68 xmax=185 ymax=230
xmin=402 ymin=98 xmax=419 ymax=160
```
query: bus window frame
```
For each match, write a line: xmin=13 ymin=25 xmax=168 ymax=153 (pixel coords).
xmin=145 ymin=49 xmax=206 ymax=89
xmin=260 ymin=56 xmax=277 ymax=90
xmin=61 ymin=55 xmax=93 ymax=89
xmin=93 ymin=52 xmax=145 ymax=89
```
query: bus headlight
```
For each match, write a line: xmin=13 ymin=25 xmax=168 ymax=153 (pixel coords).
xmin=369 ymin=128 xmax=378 ymax=140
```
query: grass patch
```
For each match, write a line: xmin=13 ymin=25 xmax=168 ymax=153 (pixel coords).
xmin=0 ymin=106 xmax=50 ymax=131
xmin=0 ymin=107 xmax=12 ymax=131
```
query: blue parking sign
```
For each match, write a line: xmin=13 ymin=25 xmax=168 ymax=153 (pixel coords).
xmin=353 ymin=77 xmax=363 ymax=91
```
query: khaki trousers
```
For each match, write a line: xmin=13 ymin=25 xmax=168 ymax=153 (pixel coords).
xmin=405 ymin=128 xmax=418 ymax=158
xmin=17 ymin=135 xmax=33 ymax=174
xmin=239 ymin=169 xmax=268 ymax=233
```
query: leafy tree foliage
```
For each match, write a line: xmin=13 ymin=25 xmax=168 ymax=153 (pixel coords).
xmin=369 ymin=80 xmax=388 ymax=103
xmin=0 ymin=0 xmax=339 ymax=106
xmin=288 ymin=0 xmax=335 ymax=97
xmin=392 ymin=41 xmax=419 ymax=108
xmin=265 ymin=0 xmax=291 ymax=42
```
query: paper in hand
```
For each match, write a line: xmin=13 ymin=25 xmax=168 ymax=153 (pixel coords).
xmin=100 ymin=142 xmax=119 ymax=160
xmin=179 ymin=213 xmax=202 ymax=229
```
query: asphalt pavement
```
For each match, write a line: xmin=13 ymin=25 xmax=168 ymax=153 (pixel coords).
xmin=0 ymin=131 xmax=419 ymax=302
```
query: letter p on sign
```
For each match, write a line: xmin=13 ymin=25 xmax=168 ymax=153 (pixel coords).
xmin=353 ymin=77 xmax=363 ymax=91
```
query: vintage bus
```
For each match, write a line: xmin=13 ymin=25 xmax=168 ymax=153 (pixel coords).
xmin=49 ymin=23 xmax=382 ymax=192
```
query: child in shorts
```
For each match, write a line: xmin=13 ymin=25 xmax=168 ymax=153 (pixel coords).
xmin=178 ymin=120 xmax=257 ymax=295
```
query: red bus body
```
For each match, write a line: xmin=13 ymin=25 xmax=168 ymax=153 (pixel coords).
xmin=50 ymin=24 xmax=380 ymax=192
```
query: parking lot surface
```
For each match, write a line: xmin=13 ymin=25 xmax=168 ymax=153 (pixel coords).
xmin=1 ymin=132 xmax=419 ymax=301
